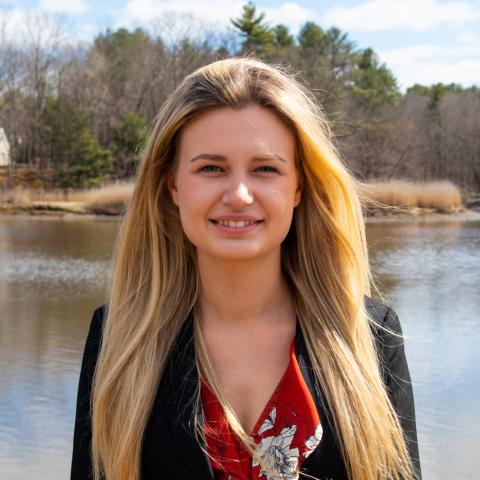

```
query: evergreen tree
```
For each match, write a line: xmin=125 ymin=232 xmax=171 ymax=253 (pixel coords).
xmin=351 ymin=48 xmax=399 ymax=109
xmin=67 ymin=131 xmax=113 ymax=188
xmin=40 ymin=97 xmax=113 ymax=187
xmin=272 ymin=24 xmax=294 ymax=47
xmin=231 ymin=2 xmax=274 ymax=56
xmin=408 ymin=82 xmax=465 ymax=109
xmin=298 ymin=21 xmax=327 ymax=53
xmin=112 ymin=111 xmax=148 ymax=177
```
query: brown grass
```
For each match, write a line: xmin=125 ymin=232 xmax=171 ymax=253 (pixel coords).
xmin=0 ymin=180 xmax=134 ymax=207
xmin=0 ymin=179 xmax=465 ymax=216
xmin=360 ymin=180 xmax=464 ymax=213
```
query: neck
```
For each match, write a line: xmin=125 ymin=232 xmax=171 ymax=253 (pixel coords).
xmin=196 ymin=249 xmax=296 ymax=329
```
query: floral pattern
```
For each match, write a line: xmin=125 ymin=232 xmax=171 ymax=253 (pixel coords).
xmin=251 ymin=406 xmax=322 ymax=479
xmin=201 ymin=336 xmax=323 ymax=479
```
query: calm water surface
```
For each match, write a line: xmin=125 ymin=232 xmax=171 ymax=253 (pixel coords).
xmin=0 ymin=214 xmax=479 ymax=479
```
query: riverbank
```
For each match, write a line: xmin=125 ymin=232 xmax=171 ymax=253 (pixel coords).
xmin=2 ymin=201 xmax=480 ymax=224
xmin=1 ymin=179 xmax=479 ymax=223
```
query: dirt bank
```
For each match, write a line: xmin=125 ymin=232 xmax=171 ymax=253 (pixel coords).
xmin=2 ymin=200 xmax=480 ymax=224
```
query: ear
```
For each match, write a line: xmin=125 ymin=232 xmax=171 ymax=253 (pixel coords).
xmin=167 ymin=175 xmax=179 ymax=206
xmin=294 ymin=185 xmax=302 ymax=207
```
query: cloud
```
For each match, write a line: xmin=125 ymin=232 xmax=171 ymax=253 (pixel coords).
xmin=119 ymin=1 xmax=318 ymax=37
xmin=263 ymin=3 xmax=318 ymax=34
xmin=379 ymin=39 xmax=480 ymax=88
xmin=325 ymin=0 xmax=480 ymax=32
xmin=39 ymin=0 xmax=90 ymax=15
xmin=0 ymin=8 xmax=74 ymax=46
xmin=0 ymin=8 xmax=29 ymax=42
xmin=121 ymin=0 xmax=243 ymax=27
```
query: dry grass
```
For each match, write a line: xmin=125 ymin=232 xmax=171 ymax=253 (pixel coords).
xmin=0 ymin=180 xmax=134 ymax=207
xmin=0 ymin=178 xmax=466 ymax=216
xmin=360 ymin=180 xmax=464 ymax=213
xmin=68 ymin=181 xmax=134 ymax=207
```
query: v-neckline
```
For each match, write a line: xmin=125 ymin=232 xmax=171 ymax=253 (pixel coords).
xmin=247 ymin=335 xmax=296 ymax=437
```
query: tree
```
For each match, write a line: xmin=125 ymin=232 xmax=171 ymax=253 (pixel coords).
xmin=40 ymin=97 xmax=113 ymax=187
xmin=350 ymin=48 xmax=399 ymax=110
xmin=112 ymin=111 xmax=148 ymax=178
xmin=40 ymin=96 xmax=91 ymax=169
xmin=231 ymin=2 xmax=274 ymax=56
xmin=298 ymin=22 xmax=327 ymax=53
xmin=272 ymin=24 xmax=294 ymax=47
xmin=407 ymin=82 xmax=464 ymax=109
xmin=64 ymin=130 xmax=113 ymax=188
xmin=297 ymin=23 xmax=357 ymax=114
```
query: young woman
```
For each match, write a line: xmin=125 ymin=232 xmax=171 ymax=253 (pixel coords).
xmin=71 ymin=58 xmax=421 ymax=480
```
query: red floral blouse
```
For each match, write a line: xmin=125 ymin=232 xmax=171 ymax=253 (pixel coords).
xmin=200 ymin=336 xmax=323 ymax=479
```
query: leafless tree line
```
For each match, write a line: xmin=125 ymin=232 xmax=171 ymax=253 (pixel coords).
xmin=0 ymin=12 xmax=479 ymax=191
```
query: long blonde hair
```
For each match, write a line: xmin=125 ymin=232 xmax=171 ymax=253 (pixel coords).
xmin=92 ymin=57 xmax=416 ymax=480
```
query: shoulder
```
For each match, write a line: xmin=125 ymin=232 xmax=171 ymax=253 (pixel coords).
xmin=87 ymin=304 xmax=107 ymax=341
xmin=364 ymin=296 xmax=411 ymax=387
xmin=80 ymin=304 xmax=107 ymax=373
xmin=92 ymin=304 xmax=107 ymax=329
xmin=364 ymin=295 xmax=403 ymax=342
xmin=364 ymin=295 xmax=407 ymax=371
xmin=86 ymin=304 xmax=107 ymax=343
xmin=364 ymin=298 xmax=422 ymax=478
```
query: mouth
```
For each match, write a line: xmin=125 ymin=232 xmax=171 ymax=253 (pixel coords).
xmin=209 ymin=219 xmax=264 ymax=231
xmin=210 ymin=219 xmax=263 ymax=228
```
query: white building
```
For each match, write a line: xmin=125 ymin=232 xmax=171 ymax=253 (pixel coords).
xmin=0 ymin=127 xmax=11 ymax=166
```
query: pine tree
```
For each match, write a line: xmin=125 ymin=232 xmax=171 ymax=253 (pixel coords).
xmin=231 ymin=2 xmax=274 ymax=56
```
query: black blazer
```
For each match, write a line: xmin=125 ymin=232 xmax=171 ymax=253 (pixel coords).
xmin=71 ymin=296 xmax=421 ymax=479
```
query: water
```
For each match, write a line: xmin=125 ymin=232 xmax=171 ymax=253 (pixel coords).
xmin=1 ymin=214 xmax=479 ymax=479
xmin=367 ymin=220 xmax=480 ymax=479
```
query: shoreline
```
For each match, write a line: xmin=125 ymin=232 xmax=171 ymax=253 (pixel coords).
xmin=1 ymin=202 xmax=480 ymax=224
xmin=365 ymin=209 xmax=480 ymax=224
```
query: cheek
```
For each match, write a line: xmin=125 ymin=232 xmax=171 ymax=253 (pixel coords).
xmin=266 ymin=184 xmax=299 ymax=217
xmin=175 ymin=175 xmax=215 ymax=236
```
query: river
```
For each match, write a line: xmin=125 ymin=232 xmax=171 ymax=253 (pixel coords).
xmin=1 ymin=214 xmax=479 ymax=479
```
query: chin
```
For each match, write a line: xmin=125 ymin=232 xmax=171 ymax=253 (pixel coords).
xmin=210 ymin=250 xmax=265 ymax=262
xmin=198 ymin=243 xmax=273 ymax=263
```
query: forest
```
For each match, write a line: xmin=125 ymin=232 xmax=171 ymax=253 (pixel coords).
xmin=1 ymin=2 xmax=479 ymax=192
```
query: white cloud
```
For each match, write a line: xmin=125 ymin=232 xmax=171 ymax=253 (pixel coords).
xmin=121 ymin=0 xmax=243 ymax=27
xmin=114 ymin=0 xmax=246 ymax=43
xmin=263 ymin=3 xmax=318 ymax=34
xmin=40 ymin=0 xmax=90 ymax=15
xmin=0 ymin=8 xmax=74 ymax=46
xmin=0 ymin=8 xmax=30 ymax=42
xmin=379 ymin=40 xmax=480 ymax=88
xmin=325 ymin=0 xmax=480 ymax=32
xmin=119 ymin=1 xmax=318 ymax=37
xmin=454 ymin=30 xmax=478 ymax=44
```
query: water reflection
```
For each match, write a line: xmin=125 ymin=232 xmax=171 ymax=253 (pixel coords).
xmin=0 ymin=215 xmax=479 ymax=479
xmin=0 ymin=215 xmax=119 ymax=480
xmin=367 ymin=220 xmax=480 ymax=480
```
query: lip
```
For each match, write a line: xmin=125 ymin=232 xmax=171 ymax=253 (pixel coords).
xmin=210 ymin=215 xmax=263 ymax=222
xmin=209 ymin=217 xmax=263 ymax=234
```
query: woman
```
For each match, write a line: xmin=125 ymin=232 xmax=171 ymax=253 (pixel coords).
xmin=71 ymin=58 xmax=421 ymax=480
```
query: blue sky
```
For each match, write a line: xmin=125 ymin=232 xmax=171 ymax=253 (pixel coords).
xmin=1 ymin=0 xmax=480 ymax=90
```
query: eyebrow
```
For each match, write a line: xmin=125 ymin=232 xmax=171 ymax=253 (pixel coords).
xmin=190 ymin=153 xmax=287 ymax=163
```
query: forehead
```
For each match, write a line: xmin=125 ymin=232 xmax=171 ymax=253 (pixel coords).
xmin=178 ymin=105 xmax=295 ymax=160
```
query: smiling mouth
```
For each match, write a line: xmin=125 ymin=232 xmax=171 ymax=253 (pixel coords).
xmin=210 ymin=219 xmax=263 ymax=228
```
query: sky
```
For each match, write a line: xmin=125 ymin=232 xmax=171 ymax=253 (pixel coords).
xmin=1 ymin=0 xmax=479 ymax=91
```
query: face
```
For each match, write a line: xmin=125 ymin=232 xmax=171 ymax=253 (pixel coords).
xmin=168 ymin=104 xmax=301 ymax=263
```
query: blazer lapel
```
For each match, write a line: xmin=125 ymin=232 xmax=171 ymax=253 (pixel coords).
xmin=295 ymin=319 xmax=344 ymax=473
xmin=161 ymin=314 xmax=337 ymax=478
xmin=162 ymin=313 xmax=214 ymax=479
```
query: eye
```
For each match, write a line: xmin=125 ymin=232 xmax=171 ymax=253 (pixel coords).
xmin=255 ymin=165 xmax=279 ymax=173
xmin=198 ymin=165 xmax=223 ymax=173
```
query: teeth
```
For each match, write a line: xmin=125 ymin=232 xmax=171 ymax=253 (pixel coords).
xmin=217 ymin=220 xmax=258 ymax=228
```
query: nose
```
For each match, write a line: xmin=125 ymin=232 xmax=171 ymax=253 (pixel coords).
xmin=222 ymin=178 xmax=254 ymax=208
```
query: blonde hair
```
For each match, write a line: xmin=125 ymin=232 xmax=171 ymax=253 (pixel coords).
xmin=91 ymin=57 xmax=416 ymax=480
